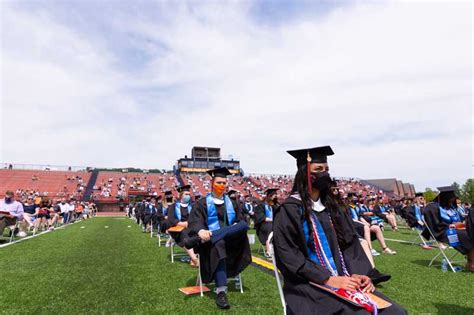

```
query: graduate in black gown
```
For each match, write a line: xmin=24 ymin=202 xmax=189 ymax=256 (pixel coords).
xmin=273 ymin=146 xmax=406 ymax=314
xmin=422 ymin=186 xmax=474 ymax=272
xmin=161 ymin=185 xmax=198 ymax=267
xmin=186 ymin=167 xmax=251 ymax=309
xmin=254 ymin=188 xmax=279 ymax=258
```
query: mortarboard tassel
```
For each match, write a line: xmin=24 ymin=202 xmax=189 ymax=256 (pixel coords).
xmin=307 ymin=151 xmax=312 ymax=195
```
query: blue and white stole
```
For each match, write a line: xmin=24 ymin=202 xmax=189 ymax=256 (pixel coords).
xmin=174 ymin=202 xmax=192 ymax=221
xmin=245 ymin=203 xmax=253 ymax=212
xmin=206 ymin=193 xmax=236 ymax=232
xmin=439 ymin=206 xmax=461 ymax=224
xmin=379 ymin=205 xmax=387 ymax=213
xmin=348 ymin=206 xmax=359 ymax=221
xmin=414 ymin=205 xmax=423 ymax=222
xmin=457 ymin=206 xmax=466 ymax=217
xmin=264 ymin=203 xmax=273 ymax=219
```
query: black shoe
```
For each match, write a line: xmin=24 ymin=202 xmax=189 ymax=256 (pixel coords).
xmin=184 ymin=236 xmax=201 ymax=249
xmin=215 ymin=292 xmax=230 ymax=309
xmin=368 ymin=268 xmax=391 ymax=285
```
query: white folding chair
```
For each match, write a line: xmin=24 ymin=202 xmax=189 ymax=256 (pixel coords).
xmin=422 ymin=218 xmax=465 ymax=272
xmin=8 ymin=222 xmax=20 ymax=243
xmin=268 ymin=232 xmax=287 ymax=315
xmin=195 ymin=254 xmax=243 ymax=297
xmin=170 ymin=240 xmax=188 ymax=263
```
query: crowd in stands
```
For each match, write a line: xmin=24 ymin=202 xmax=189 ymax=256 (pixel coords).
xmin=0 ymin=190 xmax=97 ymax=241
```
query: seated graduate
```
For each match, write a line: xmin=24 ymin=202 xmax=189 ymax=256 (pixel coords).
xmin=161 ymin=185 xmax=198 ymax=267
xmin=254 ymin=188 xmax=279 ymax=258
xmin=373 ymin=199 xmax=398 ymax=231
xmin=143 ymin=197 xmax=158 ymax=233
xmin=273 ymin=146 xmax=406 ymax=314
xmin=185 ymin=167 xmax=251 ymax=310
xmin=347 ymin=194 xmax=396 ymax=256
xmin=423 ymin=186 xmax=473 ymax=272
xmin=406 ymin=193 xmax=426 ymax=229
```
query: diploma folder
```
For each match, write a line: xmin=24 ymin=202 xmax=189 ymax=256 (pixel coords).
xmin=310 ymin=282 xmax=392 ymax=309
xmin=179 ymin=286 xmax=211 ymax=295
xmin=167 ymin=226 xmax=185 ymax=233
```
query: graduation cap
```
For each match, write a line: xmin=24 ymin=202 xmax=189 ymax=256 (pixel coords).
xmin=347 ymin=192 xmax=358 ymax=198
xmin=177 ymin=185 xmax=191 ymax=193
xmin=228 ymin=189 xmax=238 ymax=195
xmin=287 ymin=145 xmax=334 ymax=167
xmin=206 ymin=167 xmax=231 ymax=178
xmin=437 ymin=186 xmax=455 ymax=193
xmin=415 ymin=192 xmax=424 ymax=197
xmin=265 ymin=188 xmax=279 ymax=196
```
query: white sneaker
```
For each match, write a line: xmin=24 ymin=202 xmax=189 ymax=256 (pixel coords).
xmin=371 ymin=249 xmax=381 ymax=256
xmin=383 ymin=248 xmax=397 ymax=255
xmin=17 ymin=231 xmax=27 ymax=238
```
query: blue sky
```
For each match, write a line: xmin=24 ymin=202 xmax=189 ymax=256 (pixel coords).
xmin=1 ymin=1 xmax=472 ymax=190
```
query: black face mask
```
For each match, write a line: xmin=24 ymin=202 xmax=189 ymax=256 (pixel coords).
xmin=310 ymin=171 xmax=332 ymax=192
xmin=272 ymin=197 xmax=279 ymax=204
xmin=5 ymin=197 xmax=12 ymax=203
xmin=166 ymin=197 xmax=173 ymax=203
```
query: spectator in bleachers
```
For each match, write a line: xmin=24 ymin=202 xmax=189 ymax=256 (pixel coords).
xmin=22 ymin=196 xmax=38 ymax=229
xmin=58 ymin=198 xmax=70 ymax=224
xmin=0 ymin=190 xmax=25 ymax=237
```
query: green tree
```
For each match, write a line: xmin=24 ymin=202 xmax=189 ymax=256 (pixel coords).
xmin=424 ymin=188 xmax=438 ymax=202
xmin=460 ymin=179 xmax=474 ymax=204
xmin=451 ymin=182 xmax=461 ymax=197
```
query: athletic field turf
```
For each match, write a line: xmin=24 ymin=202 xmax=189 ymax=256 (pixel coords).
xmin=0 ymin=217 xmax=473 ymax=314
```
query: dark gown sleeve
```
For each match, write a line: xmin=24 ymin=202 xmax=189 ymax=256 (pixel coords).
xmin=160 ymin=204 xmax=178 ymax=232
xmin=254 ymin=203 xmax=266 ymax=227
xmin=405 ymin=205 xmax=418 ymax=228
xmin=422 ymin=203 xmax=447 ymax=241
xmin=188 ymin=199 xmax=208 ymax=236
xmin=273 ymin=203 xmax=332 ymax=285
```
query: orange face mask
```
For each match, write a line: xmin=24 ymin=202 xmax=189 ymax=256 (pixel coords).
xmin=213 ymin=183 xmax=226 ymax=196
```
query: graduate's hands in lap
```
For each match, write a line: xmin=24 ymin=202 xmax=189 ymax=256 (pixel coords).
xmin=351 ymin=274 xmax=375 ymax=293
xmin=198 ymin=229 xmax=212 ymax=242
xmin=325 ymin=276 xmax=361 ymax=291
xmin=177 ymin=221 xmax=188 ymax=228
xmin=325 ymin=275 xmax=374 ymax=292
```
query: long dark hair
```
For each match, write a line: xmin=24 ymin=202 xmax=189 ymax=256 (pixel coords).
xmin=291 ymin=163 xmax=349 ymax=250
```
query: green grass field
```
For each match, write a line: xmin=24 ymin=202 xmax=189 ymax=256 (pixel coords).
xmin=0 ymin=217 xmax=473 ymax=314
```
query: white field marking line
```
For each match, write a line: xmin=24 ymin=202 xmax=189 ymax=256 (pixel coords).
xmin=0 ymin=224 xmax=68 ymax=249
xmin=384 ymin=238 xmax=418 ymax=244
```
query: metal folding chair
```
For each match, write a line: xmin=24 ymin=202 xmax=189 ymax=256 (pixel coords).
xmin=268 ymin=232 xmax=287 ymax=315
xmin=422 ymin=218 xmax=465 ymax=272
xmin=195 ymin=254 xmax=243 ymax=297
xmin=170 ymin=240 xmax=188 ymax=263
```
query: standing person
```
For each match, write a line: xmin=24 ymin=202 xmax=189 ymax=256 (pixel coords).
xmin=273 ymin=146 xmax=406 ymax=314
xmin=254 ymin=188 xmax=279 ymax=258
xmin=0 ymin=191 xmax=25 ymax=237
xmin=185 ymin=168 xmax=251 ymax=310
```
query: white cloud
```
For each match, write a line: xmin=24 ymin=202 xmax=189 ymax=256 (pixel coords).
xmin=1 ymin=1 xmax=472 ymax=190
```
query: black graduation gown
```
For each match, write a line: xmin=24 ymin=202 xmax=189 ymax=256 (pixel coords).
xmin=161 ymin=204 xmax=191 ymax=247
xmin=254 ymin=202 xmax=274 ymax=245
xmin=373 ymin=205 xmax=388 ymax=221
xmin=405 ymin=205 xmax=421 ymax=228
xmin=273 ymin=197 xmax=406 ymax=315
xmin=422 ymin=202 xmax=472 ymax=254
xmin=187 ymin=197 xmax=251 ymax=284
